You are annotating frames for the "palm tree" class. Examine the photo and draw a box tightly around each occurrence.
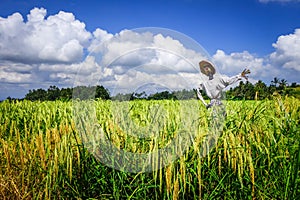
[271,77,280,88]
[279,79,288,89]
[278,79,288,95]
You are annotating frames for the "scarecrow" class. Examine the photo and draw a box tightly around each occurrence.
[196,60,250,109]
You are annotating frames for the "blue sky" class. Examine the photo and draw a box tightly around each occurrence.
[0,0,300,99]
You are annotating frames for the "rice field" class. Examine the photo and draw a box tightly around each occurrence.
[0,96,299,199]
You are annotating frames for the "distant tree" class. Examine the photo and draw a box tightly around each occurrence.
[47,85,60,101]
[20,79,299,102]
[243,81,255,100]
[230,81,245,100]
[278,79,287,90]
[95,85,110,100]
[148,91,176,100]
[268,85,276,97]
[254,80,268,100]
[290,82,298,88]
[73,86,94,100]
[70,85,111,100]
[268,78,289,97]
[25,88,47,101]
[24,85,111,101]
[271,77,280,88]
[226,87,234,100]
[225,81,255,100]
[278,79,289,95]
[131,91,146,99]
[60,87,72,101]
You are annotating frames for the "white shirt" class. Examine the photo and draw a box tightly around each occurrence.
[199,74,242,99]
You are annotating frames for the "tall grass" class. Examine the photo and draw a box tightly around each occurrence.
[0,96,299,199]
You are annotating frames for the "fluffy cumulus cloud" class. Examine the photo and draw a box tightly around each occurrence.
[215,30,300,84]
[0,7,91,64]
[270,29,300,71]
[212,28,300,84]
[0,8,300,99]
[87,29,209,95]
[212,50,281,83]
[88,28,114,52]
[96,29,207,75]
[0,64,32,83]
[0,8,97,98]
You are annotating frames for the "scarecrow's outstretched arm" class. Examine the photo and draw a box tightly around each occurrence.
[196,88,207,107]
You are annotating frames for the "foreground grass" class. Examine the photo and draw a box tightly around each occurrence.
[0,97,299,199]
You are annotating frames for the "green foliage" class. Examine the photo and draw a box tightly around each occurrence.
[112,89,198,101]
[9,77,300,102]
[24,85,111,101]
[226,78,299,100]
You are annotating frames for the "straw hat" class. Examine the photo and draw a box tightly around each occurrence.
[199,60,216,75]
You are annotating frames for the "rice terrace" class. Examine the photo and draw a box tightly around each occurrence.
[0,83,299,199]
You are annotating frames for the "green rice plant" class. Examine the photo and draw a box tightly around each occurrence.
[0,96,299,199]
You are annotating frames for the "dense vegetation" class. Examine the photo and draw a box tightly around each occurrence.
[9,85,111,101]
[0,96,299,199]
[4,77,300,101]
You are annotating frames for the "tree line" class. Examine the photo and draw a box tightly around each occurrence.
[226,78,299,100]
[20,85,110,101]
[114,78,299,101]
[5,77,300,101]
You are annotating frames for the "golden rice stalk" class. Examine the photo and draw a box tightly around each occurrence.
[36,132,46,170]
[172,175,179,200]
[2,142,11,172]
[192,131,204,159]
[18,138,25,169]
[53,147,58,180]
[223,136,228,162]
[228,132,237,172]
[247,151,255,197]
[165,164,172,194]
[237,150,244,188]
[239,150,244,176]
[179,156,186,192]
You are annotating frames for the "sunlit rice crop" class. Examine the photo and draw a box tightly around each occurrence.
[0,96,299,199]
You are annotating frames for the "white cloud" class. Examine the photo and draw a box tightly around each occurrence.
[0,9,210,99]
[94,29,207,78]
[88,28,114,52]
[0,7,91,64]
[97,30,155,67]
[211,28,300,84]
[85,29,209,95]
[38,55,104,87]
[0,67,32,83]
[212,50,274,78]
[270,28,300,71]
